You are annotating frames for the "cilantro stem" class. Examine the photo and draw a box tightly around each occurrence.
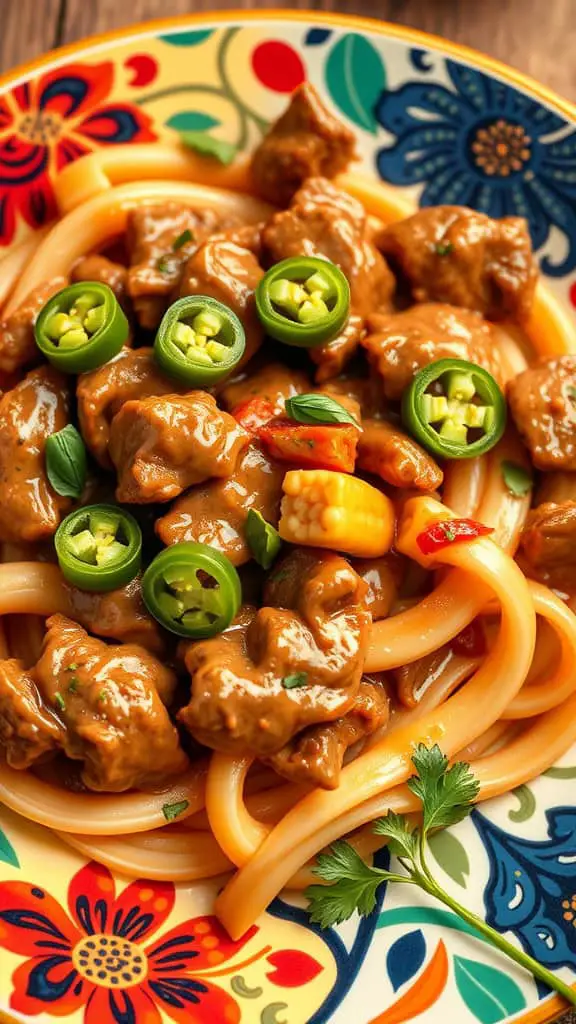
[419,875,576,1005]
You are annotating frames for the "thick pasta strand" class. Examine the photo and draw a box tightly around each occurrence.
[0,226,50,310]
[58,827,233,882]
[216,513,536,937]
[0,563,70,616]
[6,181,273,313]
[442,457,487,518]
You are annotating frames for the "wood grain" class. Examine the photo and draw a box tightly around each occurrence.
[0,1,574,1022]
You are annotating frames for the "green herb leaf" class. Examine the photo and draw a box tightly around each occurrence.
[284,393,360,427]
[54,692,66,711]
[156,256,176,274]
[373,811,419,861]
[568,385,576,403]
[162,799,190,823]
[172,228,193,251]
[67,677,80,693]
[501,460,532,498]
[66,663,78,672]
[178,131,237,166]
[245,509,282,570]
[408,744,480,834]
[282,672,308,690]
[307,840,389,927]
[443,524,456,542]
[45,425,87,499]
[97,690,107,703]
[435,242,454,256]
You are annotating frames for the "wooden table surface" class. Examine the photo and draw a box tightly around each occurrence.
[0,0,574,1022]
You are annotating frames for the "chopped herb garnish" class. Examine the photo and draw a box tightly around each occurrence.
[568,385,576,403]
[97,689,107,703]
[67,676,80,693]
[54,692,66,711]
[435,242,454,256]
[443,524,456,542]
[162,799,190,823]
[156,256,175,274]
[282,672,308,690]
[172,228,193,251]
[66,663,78,672]
[501,460,533,497]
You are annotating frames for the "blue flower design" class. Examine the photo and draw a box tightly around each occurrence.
[376,59,576,276]
[473,807,576,969]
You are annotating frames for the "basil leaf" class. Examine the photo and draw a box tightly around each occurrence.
[162,799,190,823]
[435,242,454,256]
[282,672,308,690]
[285,393,360,427]
[179,131,237,166]
[246,509,282,570]
[501,460,532,497]
[45,424,87,499]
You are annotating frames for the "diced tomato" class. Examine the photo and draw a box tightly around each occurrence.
[417,518,493,556]
[451,619,486,658]
[231,397,275,433]
[258,418,358,473]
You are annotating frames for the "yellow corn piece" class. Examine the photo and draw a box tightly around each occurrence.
[279,469,395,558]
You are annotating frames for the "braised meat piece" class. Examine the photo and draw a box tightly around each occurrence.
[109,392,248,503]
[357,418,443,491]
[157,442,285,565]
[378,205,537,321]
[262,178,394,319]
[77,347,187,467]
[178,549,370,756]
[266,677,389,788]
[33,615,188,792]
[72,255,128,305]
[508,356,576,471]
[536,472,576,505]
[0,366,70,543]
[65,577,166,655]
[0,661,63,769]
[127,203,225,328]
[519,502,576,590]
[353,555,404,620]
[178,237,264,365]
[220,361,310,417]
[0,277,67,374]
[311,314,365,382]
[251,83,356,206]
[362,303,502,400]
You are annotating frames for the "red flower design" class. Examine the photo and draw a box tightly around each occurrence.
[0,860,257,1023]
[0,61,156,246]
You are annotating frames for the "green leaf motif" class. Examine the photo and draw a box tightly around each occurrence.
[166,112,221,132]
[159,29,214,46]
[0,827,19,868]
[508,784,537,823]
[544,765,576,779]
[325,34,386,134]
[428,829,470,888]
[454,956,526,1023]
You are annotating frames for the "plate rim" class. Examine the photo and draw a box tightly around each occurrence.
[0,9,574,1024]
[0,8,574,124]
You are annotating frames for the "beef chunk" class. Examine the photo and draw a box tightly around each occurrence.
[357,418,443,491]
[0,366,70,543]
[127,203,225,328]
[34,615,188,792]
[178,549,370,756]
[220,361,310,416]
[178,237,264,366]
[65,577,166,655]
[378,205,537,321]
[156,442,285,565]
[353,555,404,620]
[266,678,389,788]
[519,501,576,590]
[109,392,248,503]
[311,314,365,382]
[262,178,394,319]
[251,83,356,206]
[0,278,67,374]
[362,303,502,400]
[508,356,576,470]
[72,255,128,305]
[77,347,187,467]
[0,661,63,769]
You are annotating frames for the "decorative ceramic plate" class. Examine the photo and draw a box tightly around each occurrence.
[0,13,574,1024]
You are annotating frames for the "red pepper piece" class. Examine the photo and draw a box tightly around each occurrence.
[451,619,487,658]
[231,397,275,433]
[258,418,358,473]
[417,518,493,556]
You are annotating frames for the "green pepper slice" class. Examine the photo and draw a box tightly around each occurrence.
[154,296,246,386]
[142,542,241,639]
[255,256,350,347]
[401,358,506,459]
[35,282,129,373]
[55,504,142,592]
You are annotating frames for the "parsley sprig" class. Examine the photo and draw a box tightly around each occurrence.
[306,744,576,1005]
